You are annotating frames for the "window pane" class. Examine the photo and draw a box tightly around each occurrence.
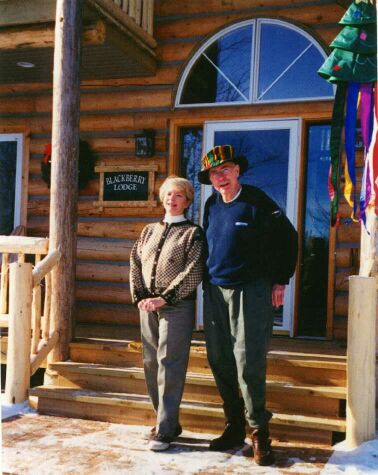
[180,127,203,223]
[0,141,17,235]
[214,129,289,210]
[257,23,334,101]
[181,25,253,104]
[298,124,331,337]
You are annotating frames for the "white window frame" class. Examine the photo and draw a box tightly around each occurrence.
[0,133,24,229]
[175,18,335,108]
[196,118,301,335]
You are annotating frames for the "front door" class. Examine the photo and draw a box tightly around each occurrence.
[199,119,301,334]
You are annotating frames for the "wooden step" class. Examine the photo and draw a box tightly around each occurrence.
[49,361,346,417]
[69,338,347,386]
[50,361,346,400]
[29,386,346,445]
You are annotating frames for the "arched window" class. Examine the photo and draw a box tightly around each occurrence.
[176,19,334,106]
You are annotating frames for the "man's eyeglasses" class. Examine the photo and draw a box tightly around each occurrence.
[209,166,236,179]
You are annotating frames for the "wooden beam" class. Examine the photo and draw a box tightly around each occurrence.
[0,0,56,27]
[346,276,376,448]
[31,255,42,354]
[4,263,33,404]
[0,253,9,315]
[30,331,59,376]
[48,0,83,363]
[32,249,60,288]
[0,21,106,50]
[0,314,9,328]
[86,0,157,49]
[0,236,48,254]
[326,225,336,339]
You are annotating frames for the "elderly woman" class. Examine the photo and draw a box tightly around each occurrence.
[130,176,204,451]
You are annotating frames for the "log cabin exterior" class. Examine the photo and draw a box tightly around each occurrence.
[0,0,376,447]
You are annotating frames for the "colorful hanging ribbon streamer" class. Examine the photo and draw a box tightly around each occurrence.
[372,83,378,218]
[329,83,347,226]
[344,82,360,220]
[359,83,374,227]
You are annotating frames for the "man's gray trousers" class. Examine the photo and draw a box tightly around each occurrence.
[203,279,273,430]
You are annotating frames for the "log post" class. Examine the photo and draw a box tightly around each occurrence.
[0,253,9,314]
[31,255,41,354]
[48,0,83,363]
[346,276,376,448]
[4,262,33,404]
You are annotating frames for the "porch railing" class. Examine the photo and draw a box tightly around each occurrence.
[0,235,60,404]
[112,0,154,35]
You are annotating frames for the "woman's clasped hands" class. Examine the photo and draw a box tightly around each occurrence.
[137,297,167,312]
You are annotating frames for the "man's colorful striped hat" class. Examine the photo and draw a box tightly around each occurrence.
[198,145,248,185]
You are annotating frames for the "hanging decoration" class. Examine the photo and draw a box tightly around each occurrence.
[318,0,377,227]
[41,139,95,190]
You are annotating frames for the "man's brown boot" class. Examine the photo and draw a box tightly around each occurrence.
[251,429,275,466]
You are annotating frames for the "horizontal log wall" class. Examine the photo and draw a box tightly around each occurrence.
[0,0,348,339]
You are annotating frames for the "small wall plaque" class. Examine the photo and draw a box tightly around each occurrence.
[94,164,158,208]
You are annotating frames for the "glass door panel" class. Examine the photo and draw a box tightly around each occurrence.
[0,134,23,235]
[200,119,300,333]
[297,124,331,337]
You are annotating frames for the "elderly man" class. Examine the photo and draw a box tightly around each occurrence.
[199,145,297,466]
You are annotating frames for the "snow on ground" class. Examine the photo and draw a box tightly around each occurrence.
[321,439,378,474]
[1,401,378,475]
[2,413,329,475]
[1,398,36,420]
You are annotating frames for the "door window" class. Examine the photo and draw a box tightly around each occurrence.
[180,127,203,223]
[298,124,331,337]
[0,134,24,235]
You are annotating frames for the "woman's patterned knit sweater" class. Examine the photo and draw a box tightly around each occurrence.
[130,220,204,306]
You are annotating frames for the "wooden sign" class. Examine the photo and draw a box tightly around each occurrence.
[94,164,158,208]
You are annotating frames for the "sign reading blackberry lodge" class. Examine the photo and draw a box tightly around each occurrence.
[104,171,149,201]
[94,164,158,208]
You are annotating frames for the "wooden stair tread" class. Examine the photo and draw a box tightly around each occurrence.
[29,386,346,432]
[50,361,346,398]
[70,338,347,370]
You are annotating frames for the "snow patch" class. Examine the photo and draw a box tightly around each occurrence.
[321,439,378,474]
[1,396,36,421]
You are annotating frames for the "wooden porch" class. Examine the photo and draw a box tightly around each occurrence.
[1,233,375,448]
[0,0,157,83]
[1,314,348,447]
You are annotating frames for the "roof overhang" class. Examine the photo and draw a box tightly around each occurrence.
[0,0,157,83]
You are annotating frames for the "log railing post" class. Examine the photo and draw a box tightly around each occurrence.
[48,0,82,363]
[346,275,376,448]
[4,262,33,404]
[0,252,9,314]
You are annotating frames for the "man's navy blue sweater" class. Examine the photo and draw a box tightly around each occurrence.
[203,185,298,286]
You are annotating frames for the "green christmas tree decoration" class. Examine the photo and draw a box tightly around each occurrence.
[339,0,376,25]
[331,24,376,54]
[318,0,377,83]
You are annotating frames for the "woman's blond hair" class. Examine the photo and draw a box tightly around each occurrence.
[159,175,194,205]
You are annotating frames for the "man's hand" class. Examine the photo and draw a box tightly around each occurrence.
[138,297,167,312]
[272,284,285,308]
